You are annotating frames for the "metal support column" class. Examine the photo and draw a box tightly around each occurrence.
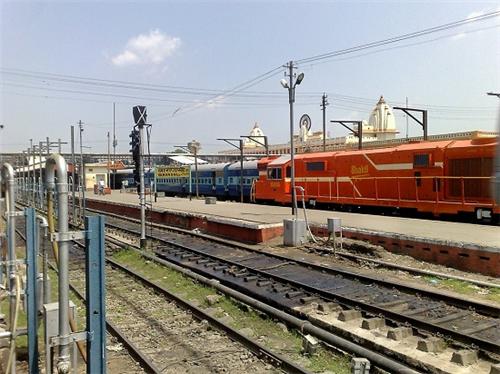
[331,120,363,150]
[85,215,107,374]
[393,107,428,141]
[25,207,40,374]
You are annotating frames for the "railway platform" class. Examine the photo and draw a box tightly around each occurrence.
[86,191,500,276]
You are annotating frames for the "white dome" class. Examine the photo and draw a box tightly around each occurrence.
[249,122,265,137]
[368,96,396,132]
[244,122,266,147]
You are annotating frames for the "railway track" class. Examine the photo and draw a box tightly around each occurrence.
[15,202,500,372]
[105,215,500,356]
[13,214,311,374]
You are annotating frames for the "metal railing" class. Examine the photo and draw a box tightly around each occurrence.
[297,175,497,210]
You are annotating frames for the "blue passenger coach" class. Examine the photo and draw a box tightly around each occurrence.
[155,165,191,195]
[226,161,259,201]
[154,162,259,200]
[193,163,229,197]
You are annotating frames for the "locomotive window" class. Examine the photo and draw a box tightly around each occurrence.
[267,168,282,180]
[413,154,430,167]
[286,166,291,178]
[306,161,325,171]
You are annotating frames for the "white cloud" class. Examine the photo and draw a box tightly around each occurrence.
[451,32,467,41]
[111,29,181,67]
[467,10,484,20]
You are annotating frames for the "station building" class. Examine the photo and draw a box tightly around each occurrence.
[221,96,497,155]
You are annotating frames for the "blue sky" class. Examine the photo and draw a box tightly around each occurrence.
[1,0,499,153]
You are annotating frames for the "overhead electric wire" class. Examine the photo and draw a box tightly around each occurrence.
[2,10,498,124]
[300,23,500,69]
[296,10,500,64]
[1,67,291,98]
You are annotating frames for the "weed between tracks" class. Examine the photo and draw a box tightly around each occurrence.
[422,276,500,303]
[112,247,351,373]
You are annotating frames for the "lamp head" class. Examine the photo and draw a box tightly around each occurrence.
[280,79,289,89]
[295,72,304,85]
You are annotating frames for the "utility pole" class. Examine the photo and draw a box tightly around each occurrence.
[71,126,76,221]
[79,120,86,220]
[405,97,409,139]
[321,93,329,152]
[107,131,111,188]
[112,102,117,189]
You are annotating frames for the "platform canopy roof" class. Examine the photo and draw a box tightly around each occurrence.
[168,155,208,165]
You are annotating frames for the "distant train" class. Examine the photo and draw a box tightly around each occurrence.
[116,137,499,222]
[154,161,259,201]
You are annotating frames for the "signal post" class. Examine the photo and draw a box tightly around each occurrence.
[131,106,149,248]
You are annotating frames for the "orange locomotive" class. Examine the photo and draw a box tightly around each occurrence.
[255,138,499,222]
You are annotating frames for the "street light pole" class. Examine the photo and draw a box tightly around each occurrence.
[281,61,304,217]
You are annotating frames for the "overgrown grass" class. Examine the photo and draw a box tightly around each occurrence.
[112,247,351,373]
[423,276,500,303]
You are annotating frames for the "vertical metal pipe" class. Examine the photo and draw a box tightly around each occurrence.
[2,162,16,374]
[45,154,71,373]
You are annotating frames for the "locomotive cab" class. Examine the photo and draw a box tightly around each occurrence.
[255,155,290,203]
